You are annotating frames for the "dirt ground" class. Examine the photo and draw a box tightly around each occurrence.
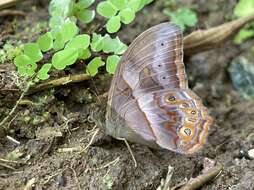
[1,0,254,189]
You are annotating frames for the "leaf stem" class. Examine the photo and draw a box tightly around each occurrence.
[0,80,33,129]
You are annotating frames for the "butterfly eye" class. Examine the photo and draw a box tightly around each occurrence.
[179,127,194,142]
[184,128,192,136]
[191,110,196,115]
[165,95,176,103]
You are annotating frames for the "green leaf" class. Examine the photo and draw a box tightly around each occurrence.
[90,33,104,52]
[79,48,91,59]
[97,1,118,18]
[165,8,197,31]
[17,61,37,77]
[49,16,64,31]
[49,0,73,17]
[109,0,126,10]
[14,54,33,67]
[106,15,121,33]
[102,35,117,53]
[86,57,105,76]
[66,34,90,49]
[138,0,153,11]
[76,0,95,9]
[119,8,135,24]
[102,36,127,54]
[53,32,65,50]
[52,48,79,70]
[37,63,52,80]
[37,32,53,52]
[106,55,121,74]
[114,38,128,54]
[234,29,254,44]
[234,0,254,18]
[128,0,141,12]
[61,21,79,42]
[76,9,95,23]
[23,43,43,62]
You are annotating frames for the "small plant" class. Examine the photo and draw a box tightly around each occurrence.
[233,0,254,44]
[163,1,198,31]
[11,0,154,84]
[0,41,23,64]
[97,0,153,33]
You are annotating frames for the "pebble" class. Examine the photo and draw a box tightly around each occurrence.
[247,149,254,159]
[247,133,254,144]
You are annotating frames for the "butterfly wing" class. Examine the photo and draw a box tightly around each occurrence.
[106,23,212,153]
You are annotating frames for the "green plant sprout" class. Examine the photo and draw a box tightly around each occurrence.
[164,8,197,31]
[0,41,23,64]
[12,0,153,84]
[163,0,198,32]
[97,0,153,33]
[233,0,254,44]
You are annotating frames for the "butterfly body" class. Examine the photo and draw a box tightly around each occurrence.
[106,23,213,154]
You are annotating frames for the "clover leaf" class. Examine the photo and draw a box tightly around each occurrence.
[76,9,95,23]
[164,8,197,31]
[86,57,105,76]
[37,32,53,52]
[106,55,121,74]
[234,0,254,18]
[106,15,121,33]
[91,34,128,54]
[52,48,79,70]
[66,34,90,49]
[61,21,79,42]
[76,0,95,9]
[109,0,126,10]
[14,54,33,67]
[90,33,104,52]
[97,1,118,18]
[79,48,91,59]
[14,54,37,76]
[119,8,135,24]
[23,43,43,62]
[37,63,52,80]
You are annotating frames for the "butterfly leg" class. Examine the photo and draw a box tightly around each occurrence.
[116,137,137,168]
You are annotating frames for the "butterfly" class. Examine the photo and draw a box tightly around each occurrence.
[106,23,213,154]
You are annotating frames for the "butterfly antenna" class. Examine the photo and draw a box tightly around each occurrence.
[117,137,137,168]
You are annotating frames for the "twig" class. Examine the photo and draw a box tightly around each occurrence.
[79,128,100,153]
[157,165,174,190]
[0,81,32,129]
[28,74,91,95]
[43,169,65,185]
[6,135,20,145]
[0,0,24,10]
[184,13,254,56]
[91,157,120,171]
[0,10,25,17]
[23,177,36,190]
[0,162,16,170]
[0,157,20,164]
[178,163,223,190]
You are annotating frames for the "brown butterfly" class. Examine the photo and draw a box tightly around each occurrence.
[106,23,213,154]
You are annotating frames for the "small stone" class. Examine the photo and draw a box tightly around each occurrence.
[247,133,254,144]
[247,149,254,159]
